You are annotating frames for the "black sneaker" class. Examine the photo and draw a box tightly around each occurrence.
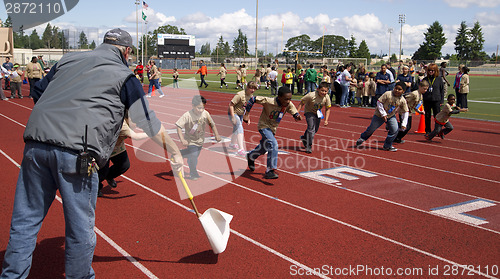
[383,146,398,152]
[106,178,117,188]
[305,146,312,154]
[264,170,279,179]
[356,138,364,147]
[438,132,445,139]
[247,153,255,171]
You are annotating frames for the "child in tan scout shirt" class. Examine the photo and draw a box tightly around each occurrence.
[176,95,221,180]
[394,80,429,143]
[244,86,302,179]
[228,81,258,155]
[356,81,409,152]
[425,94,467,141]
[297,82,332,153]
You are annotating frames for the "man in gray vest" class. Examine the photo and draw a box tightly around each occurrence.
[1,28,183,279]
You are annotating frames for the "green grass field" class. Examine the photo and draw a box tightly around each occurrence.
[154,72,500,122]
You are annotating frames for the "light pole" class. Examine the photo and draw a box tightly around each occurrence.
[264,27,268,63]
[399,14,405,61]
[388,28,393,62]
[255,0,259,69]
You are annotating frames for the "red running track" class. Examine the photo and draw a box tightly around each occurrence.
[1,84,499,278]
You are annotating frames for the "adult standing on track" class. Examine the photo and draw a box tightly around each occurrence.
[197,60,208,88]
[0,28,183,279]
[25,56,43,99]
[422,63,445,134]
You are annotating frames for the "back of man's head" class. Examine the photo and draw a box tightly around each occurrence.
[103,28,134,53]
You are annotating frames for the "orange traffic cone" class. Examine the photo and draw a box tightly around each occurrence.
[414,112,426,134]
[151,86,156,96]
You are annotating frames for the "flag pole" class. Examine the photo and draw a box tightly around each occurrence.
[135,0,139,64]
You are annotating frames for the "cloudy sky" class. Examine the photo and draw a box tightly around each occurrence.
[1,0,499,57]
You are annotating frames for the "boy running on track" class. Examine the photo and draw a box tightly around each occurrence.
[425,94,467,141]
[244,86,302,179]
[356,81,409,152]
[297,82,331,153]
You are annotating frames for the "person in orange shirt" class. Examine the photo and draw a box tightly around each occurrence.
[196,60,208,88]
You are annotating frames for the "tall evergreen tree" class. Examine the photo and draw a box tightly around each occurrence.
[348,35,357,58]
[78,31,88,49]
[469,21,486,61]
[213,36,231,56]
[29,29,43,49]
[42,23,53,48]
[412,21,446,60]
[454,21,469,60]
[356,40,371,63]
[200,42,211,55]
[232,29,248,56]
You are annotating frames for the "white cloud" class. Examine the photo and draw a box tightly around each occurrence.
[443,0,500,8]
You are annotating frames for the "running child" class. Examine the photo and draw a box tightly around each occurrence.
[244,86,302,179]
[394,80,429,143]
[356,81,409,152]
[425,94,467,141]
[228,81,257,156]
[176,95,221,180]
[297,82,331,153]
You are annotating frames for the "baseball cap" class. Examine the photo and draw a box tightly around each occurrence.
[103,28,134,53]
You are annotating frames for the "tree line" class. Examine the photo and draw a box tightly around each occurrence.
[2,16,96,50]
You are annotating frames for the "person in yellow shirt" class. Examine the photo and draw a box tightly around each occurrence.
[26,56,44,98]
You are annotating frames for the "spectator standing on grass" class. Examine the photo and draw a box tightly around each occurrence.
[228,81,258,156]
[386,62,396,90]
[297,68,305,95]
[217,63,227,89]
[285,67,293,92]
[235,65,243,89]
[394,80,429,143]
[172,68,179,89]
[265,63,272,89]
[260,64,267,88]
[396,66,413,93]
[297,82,331,153]
[453,64,464,108]
[241,64,247,87]
[348,75,357,106]
[176,95,221,180]
[304,64,317,94]
[147,60,165,98]
[356,81,409,152]
[439,62,450,97]
[340,64,353,108]
[197,60,208,88]
[425,94,468,141]
[268,66,278,95]
[457,66,470,109]
[0,28,183,279]
[254,67,262,89]
[373,64,391,107]
[244,86,301,179]
[9,63,23,99]
[2,57,13,90]
[26,56,43,98]
[135,60,144,83]
[422,63,445,134]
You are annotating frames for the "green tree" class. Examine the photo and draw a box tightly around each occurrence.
[469,21,486,61]
[412,21,446,60]
[50,26,61,49]
[454,21,469,60]
[312,35,348,58]
[78,31,88,48]
[232,29,248,56]
[89,40,96,49]
[356,40,371,63]
[285,34,312,52]
[29,29,43,49]
[42,23,53,48]
[200,42,211,55]
[348,35,357,58]
[213,36,231,56]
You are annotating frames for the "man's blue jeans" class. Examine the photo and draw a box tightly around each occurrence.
[248,128,278,170]
[305,81,316,94]
[360,115,399,149]
[340,84,349,106]
[1,141,98,279]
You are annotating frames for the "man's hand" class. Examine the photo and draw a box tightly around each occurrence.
[294,115,302,121]
[181,139,189,147]
[215,134,222,142]
[324,120,328,126]
[383,116,388,122]
[170,154,184,174]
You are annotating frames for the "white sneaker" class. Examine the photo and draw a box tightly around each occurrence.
[159,94,164,98]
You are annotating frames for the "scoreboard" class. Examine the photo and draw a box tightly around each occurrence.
[157,34,195,59]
